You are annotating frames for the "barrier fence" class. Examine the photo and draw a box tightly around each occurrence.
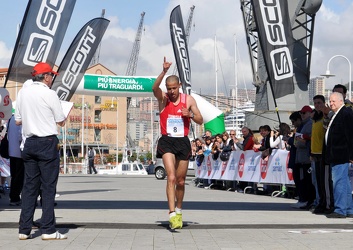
[195,149,353,192]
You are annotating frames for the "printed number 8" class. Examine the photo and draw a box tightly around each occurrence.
[173,127,177,133]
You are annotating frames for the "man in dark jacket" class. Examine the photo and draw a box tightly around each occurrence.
[325,92,353,218]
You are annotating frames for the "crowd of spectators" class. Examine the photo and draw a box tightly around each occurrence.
[190,84,353,218]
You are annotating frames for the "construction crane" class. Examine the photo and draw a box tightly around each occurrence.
[126,12,145,76]
[125,12,145,149]
[173,5,195,75]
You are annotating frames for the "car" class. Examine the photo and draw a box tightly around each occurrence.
[154,158,196,180]
[154,158,166,180]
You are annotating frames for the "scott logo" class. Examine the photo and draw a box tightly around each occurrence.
[270,47,293,80]
[259,0,286,46]
[59,26,96,100]
[171,23,191,93]
[24,34,53,65]
[258,0,293,80]
[56,87,69,100]
[23,0,67,66]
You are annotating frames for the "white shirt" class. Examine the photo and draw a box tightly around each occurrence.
[270,135,286,149]
[15,81,65,138]
[325,104,344,145]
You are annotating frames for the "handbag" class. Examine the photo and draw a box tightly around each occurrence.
[261,148,270,159]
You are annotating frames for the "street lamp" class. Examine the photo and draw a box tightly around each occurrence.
[111,97,119,167]
[321,55,351,101]
[150,97,154,161]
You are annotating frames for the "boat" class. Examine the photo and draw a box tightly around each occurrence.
[97,161,148,175]
[224,101,254,135]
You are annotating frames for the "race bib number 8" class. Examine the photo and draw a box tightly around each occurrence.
[167,117,184,137]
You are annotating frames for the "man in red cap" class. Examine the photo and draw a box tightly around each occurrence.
[293,105,316,210]
[15,62,67,240]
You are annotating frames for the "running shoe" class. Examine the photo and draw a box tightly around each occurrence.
[176,213,183,229]
[169,214,182,229]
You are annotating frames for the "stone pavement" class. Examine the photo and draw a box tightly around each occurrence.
[1,174,353,249]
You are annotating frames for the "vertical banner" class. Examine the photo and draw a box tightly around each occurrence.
[4,0,77,87]
[51,18,110,101]
[251,0,295,99]
[170,5,191,95]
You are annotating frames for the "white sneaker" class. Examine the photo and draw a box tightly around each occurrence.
[19,233,31,240]
[42,231,67,240]
[291,201,307,208]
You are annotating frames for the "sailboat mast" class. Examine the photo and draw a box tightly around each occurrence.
[215,35,218,108]
[234,34,239,134]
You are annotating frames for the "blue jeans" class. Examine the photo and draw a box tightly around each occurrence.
[19,135,60,235]
[311,161,319,207]
[331,163,353,216]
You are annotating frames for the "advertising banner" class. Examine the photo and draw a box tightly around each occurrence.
[4,0,76,87]
[52,18,110,101]
[170,5,192,95]
[83,74,155,93]
[251,0,295,99]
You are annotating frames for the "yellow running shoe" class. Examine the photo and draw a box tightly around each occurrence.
[176,213,183,229]
[169,214,182,229]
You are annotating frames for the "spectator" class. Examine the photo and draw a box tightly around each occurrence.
[228,130,239,151]
[16,62,67,240]
[293,105,316,210]
[8,114,24,206]
[288,112,305,208]
[269,123,291,150]
[235,127,254,151]
[325,92,353,218]
[234,127,254,192]
[311,95,334,214]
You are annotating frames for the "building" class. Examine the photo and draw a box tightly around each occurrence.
[308,77,325,104]
[1,64,128,159]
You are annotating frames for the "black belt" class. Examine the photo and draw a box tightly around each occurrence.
[30,135,56,138]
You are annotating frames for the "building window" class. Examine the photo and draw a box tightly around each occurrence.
[94,129,101,141]
[95,96,101,104]
[95,110,101,122]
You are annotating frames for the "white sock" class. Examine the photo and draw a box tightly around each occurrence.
[175,207,182,214]
[169,212,176,218]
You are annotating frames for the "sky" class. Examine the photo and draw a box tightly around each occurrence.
[0,0,352,96]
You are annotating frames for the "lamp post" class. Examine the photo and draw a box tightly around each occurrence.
[321,55,351,101]
[111,97,119,167]
[150,97,154,161]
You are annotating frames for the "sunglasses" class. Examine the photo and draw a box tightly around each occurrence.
[230,134,235,135]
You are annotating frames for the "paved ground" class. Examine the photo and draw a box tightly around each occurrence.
[1,174,353,249]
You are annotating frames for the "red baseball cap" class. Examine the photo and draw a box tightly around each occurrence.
[300,105,312,113]
[31,62,58,76]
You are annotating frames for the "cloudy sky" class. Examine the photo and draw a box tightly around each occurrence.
[0,0,352,96]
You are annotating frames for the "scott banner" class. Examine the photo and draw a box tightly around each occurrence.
[4,0,76,87]
[170,5,191,95]
[51,18,110,101]
[195,149,294,185]
[251,0,295,99]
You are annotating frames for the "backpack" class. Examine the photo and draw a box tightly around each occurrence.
[219,145,232,162]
